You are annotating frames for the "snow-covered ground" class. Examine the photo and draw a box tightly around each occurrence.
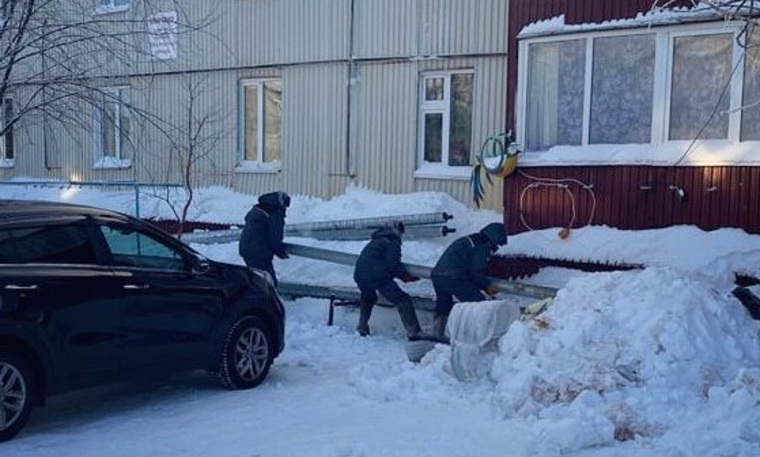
[1,182,759,456]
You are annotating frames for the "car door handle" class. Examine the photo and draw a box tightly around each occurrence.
[5,284,39,290]
[123,284,150,290]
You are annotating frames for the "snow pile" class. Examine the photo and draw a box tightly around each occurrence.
[487,266,760,454]
[506,225,760,293]
[285,186,502,237]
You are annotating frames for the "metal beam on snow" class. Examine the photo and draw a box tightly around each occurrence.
[283,242,558,300]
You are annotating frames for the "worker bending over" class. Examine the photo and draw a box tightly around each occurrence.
[353,222,424,340]
[430,222,508,342]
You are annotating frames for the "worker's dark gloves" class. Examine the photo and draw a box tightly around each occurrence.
[484,284,500,296]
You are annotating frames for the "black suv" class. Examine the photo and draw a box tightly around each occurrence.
[0,200,285,442]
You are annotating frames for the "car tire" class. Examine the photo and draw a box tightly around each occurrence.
[217,316,273,390]
[0,349,35,443]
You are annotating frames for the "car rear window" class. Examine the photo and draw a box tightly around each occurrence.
[0,224,98,265]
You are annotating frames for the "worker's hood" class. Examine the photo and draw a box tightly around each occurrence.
[371,226,402,241]
[480,222,507,247]
[258,191,290,209]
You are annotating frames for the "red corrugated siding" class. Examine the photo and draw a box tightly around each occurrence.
[504,166,760,235]
[501,1,760,237]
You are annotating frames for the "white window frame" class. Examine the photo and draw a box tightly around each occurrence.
[415,70,475,180]
[0,96,13,168]
[95,0,130,15]
[236,78,282,173]
[516,21,753,160]
[663,29,744,143]
[93,86,131,169]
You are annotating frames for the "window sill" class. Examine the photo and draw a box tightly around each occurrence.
[414,163,472,181]
[0,159,14,168]
[517,141,760,167]
[93,157,131,169]
[94,5,130,15]
[235,162,281,174]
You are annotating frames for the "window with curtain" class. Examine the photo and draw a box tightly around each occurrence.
[525,39,585,151]
[519,25,758,152]
[590,34,655,144]
[741,32,760,141]
[669,33,733,141]
[241,79,282,164]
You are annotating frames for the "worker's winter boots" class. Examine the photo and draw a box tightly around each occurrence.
[356,299,374,336]
[396,299,423,341]
[432,313,450,344]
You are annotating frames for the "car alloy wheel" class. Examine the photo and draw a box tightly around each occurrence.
[0,350,34,442]
[218,316,273,389]
[235,325,269,382]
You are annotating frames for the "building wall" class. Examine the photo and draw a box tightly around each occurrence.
[345,56,509,204]
[353,0,509,58]
[506,166,760,235]
[506,0,693,129]
[187,0,350,69]
[4,0,511,211]
[503,0,759,235]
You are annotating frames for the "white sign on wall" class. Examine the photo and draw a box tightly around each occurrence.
[148,11,178,60]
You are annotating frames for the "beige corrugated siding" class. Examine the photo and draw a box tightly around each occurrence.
[353,0,417,58]
[281,63,347,198]
[348,56,508,205]
[354,0,508,59]
[160,0,351,71]
[348,62,418,193]
[417,0,509,56]
[116,73,229,188]
[8,0,510,212]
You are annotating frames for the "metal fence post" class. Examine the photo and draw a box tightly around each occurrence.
[134,183,140,218]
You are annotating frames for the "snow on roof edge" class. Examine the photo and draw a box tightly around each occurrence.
[518,3,757,39]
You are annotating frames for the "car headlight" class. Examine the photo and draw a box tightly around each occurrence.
[249,269,286,314]
[272,292,286,316]
[250,268,276,288]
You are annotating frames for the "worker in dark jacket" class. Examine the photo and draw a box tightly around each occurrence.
[353,221,423,340]
[239,191,290,287]
[430,222,508,341]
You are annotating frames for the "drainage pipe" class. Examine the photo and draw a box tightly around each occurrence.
[283,242,557,299]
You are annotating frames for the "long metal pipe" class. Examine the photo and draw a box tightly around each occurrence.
[283,242,558,299]
[182,229,241,244]
[177,213,455,244]
[182,223,455,245]
[285,212,452,233]
[278,282,436,312]
[287,224,455,241]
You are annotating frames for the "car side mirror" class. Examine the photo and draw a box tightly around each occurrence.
[189,255,211,274]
